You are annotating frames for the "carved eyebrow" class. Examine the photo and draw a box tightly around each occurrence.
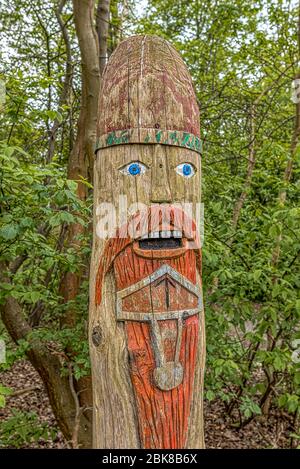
[119,161,149,176]
[117,160,149,171]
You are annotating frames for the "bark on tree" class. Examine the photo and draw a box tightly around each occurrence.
[1,0,108,449]
[0,263,91,448]
[96,0,110,75]
[60,0,100,324]
[47,0,73,163]
[58,0,101,442]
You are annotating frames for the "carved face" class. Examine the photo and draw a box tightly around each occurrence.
[94,143,203,448]
[94,141,202,305]
[98,143,200,207]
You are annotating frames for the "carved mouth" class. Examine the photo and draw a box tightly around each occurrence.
[138,230,183,251]
[134,231,186,259]
[139,237,182,251]
[124,206,199,259]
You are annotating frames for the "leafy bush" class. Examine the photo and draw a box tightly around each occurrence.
[0,410,57,448]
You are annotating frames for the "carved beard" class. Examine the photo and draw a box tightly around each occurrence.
[95,206,202,448]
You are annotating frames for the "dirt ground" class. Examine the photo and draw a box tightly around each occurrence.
[0,359,295,449]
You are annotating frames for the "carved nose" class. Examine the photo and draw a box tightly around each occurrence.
[151,146,172,203]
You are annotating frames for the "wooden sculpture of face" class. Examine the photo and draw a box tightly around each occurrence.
[90,34,205,450]
[92,142,203,448]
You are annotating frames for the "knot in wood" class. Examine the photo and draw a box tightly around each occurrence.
[92,326,102,347]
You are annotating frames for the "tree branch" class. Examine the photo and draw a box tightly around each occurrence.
[96,0,111,75]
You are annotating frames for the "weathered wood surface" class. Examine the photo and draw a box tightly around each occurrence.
[90,35,205,449]
[96,35,201,153]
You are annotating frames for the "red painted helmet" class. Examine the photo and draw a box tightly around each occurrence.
[96,35,201,154]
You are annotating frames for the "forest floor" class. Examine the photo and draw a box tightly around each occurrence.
[0,359,295,449]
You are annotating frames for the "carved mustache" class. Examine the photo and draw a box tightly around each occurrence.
[95,205,201,307]
[118,204,199,242]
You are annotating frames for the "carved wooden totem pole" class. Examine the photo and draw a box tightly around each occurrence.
[89,35,205,449]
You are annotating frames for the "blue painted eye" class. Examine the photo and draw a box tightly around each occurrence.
[129,163,141,175]
[175,163,195,178]
[183,164,192,176]
[120,161,147,176]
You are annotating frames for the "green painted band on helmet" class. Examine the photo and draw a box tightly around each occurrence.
[95,128,202,155]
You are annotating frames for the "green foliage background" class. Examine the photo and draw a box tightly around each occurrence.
[0,0,300,446]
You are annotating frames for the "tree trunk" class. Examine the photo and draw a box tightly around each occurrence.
[60,0,100,324]
[96,0,110,75]
[1,0,104,449]
[47,0,73,163]
[59,0,101,432]
[0,265,91,448]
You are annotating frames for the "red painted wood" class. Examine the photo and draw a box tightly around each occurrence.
[95,205,202,448]
[125,317,198,448]
[97,35,200,139]
[122,276,198,313]
[95,205,201,307]
[114,247,199,448]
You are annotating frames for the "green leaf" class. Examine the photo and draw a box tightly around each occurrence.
[278,395,287,408]
[273,355,284,371]
[206,390,215,401]
[30,291,42,303]
[269,224,280,238]
[0,385,12,396]
[0,224,18,240]
[287,395,299,413]
[253,270,262,281]
[270,309,277,322]
[66,180,78,191]
[294,372,300,385]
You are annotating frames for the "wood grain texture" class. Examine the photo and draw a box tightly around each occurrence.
[95,35,201,153]
[113,248,202,448]
[90,35,205,449]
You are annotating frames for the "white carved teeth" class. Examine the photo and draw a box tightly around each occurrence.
[161,230,171,238]
[150,231,160,238]
[140,230,183,239]
[173,230,182,238]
